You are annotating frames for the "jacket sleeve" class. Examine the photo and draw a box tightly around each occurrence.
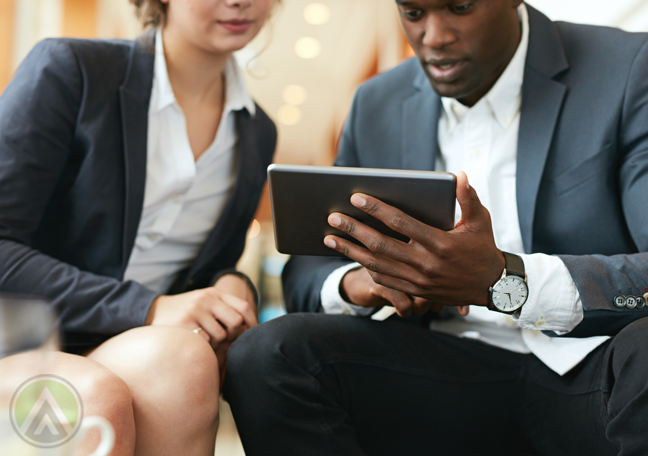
[559,39,648,338]
[0,39,157,336]
[281,87,368,313]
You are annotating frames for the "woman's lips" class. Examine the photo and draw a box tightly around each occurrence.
[218,20,253,34]
[427,60,465,83]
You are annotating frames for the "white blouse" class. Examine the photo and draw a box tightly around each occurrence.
[123,29,255,294]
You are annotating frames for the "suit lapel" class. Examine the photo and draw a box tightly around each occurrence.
[119,34,155,270]
[516,5,569,253]
[402,70,441,171]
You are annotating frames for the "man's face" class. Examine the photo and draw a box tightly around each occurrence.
[397,0,523,106]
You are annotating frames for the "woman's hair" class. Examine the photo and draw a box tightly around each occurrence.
[130,0,282,29]
[130,0,166,29]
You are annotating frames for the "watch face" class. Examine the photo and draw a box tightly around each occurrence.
[491,276,528,312]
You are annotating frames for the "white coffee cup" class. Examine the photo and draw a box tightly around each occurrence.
[0,413,114,456]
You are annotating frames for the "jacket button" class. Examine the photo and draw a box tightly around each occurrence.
[626,296,638,309]
[187,279,194,286]
[614,295,626,308]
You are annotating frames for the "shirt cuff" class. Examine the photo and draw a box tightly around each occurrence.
[320,263,376,316]
[511,253,583,334]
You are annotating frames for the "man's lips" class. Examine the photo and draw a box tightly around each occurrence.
[218,19,253,34]
[425,59,465,83]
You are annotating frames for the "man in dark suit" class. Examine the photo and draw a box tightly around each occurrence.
[224,1,648,455]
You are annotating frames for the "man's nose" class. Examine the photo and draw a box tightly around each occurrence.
[421,15,457,49]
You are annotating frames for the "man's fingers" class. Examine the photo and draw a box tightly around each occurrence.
[327,213,413,265]
[380,288,414,318]
[349,193,442,245]
[430,303,445,313]
[323,235,426,285]
[412,297,433,316]
[457,306,470,316]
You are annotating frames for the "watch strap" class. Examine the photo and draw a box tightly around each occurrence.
[502,252,525,279]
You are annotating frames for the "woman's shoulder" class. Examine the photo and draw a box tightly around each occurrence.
[31,36,141,72]
[18,35,154,98]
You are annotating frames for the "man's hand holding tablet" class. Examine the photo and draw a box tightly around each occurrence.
[268,165,500,318]
[323,172,504,318]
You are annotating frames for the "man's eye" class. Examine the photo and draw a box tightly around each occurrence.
[449,3,473,14]
[400,8,424,21]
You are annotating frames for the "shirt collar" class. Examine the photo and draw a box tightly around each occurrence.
[151,28,256,117]
[441,3,529,130]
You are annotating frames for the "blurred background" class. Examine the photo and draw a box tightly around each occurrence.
[1,1,648,453]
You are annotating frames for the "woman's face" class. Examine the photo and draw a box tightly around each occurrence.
[163,0,274,55]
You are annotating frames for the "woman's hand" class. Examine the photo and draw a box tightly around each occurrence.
[145,284,258,352]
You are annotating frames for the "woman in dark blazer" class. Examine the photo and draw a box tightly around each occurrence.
[0,0,277,453]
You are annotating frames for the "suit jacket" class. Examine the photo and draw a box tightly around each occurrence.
[283,4,648,338]
[0,36,276,341]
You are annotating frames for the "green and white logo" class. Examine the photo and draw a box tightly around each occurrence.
[9,375,84,448]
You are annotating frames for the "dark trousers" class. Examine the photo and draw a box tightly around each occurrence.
[224,313,648,456]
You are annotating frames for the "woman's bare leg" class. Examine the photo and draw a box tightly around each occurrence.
[86,326,220,456]
[0,351,136,456]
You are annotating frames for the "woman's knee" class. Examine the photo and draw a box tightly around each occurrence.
[88,326,219,421]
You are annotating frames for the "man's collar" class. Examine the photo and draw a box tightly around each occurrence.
[150,28,255,117]
[441,3,530,130]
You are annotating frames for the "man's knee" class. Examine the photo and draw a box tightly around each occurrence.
[608,317,648,377]
[227,313,339,377]
[611,317,648,350]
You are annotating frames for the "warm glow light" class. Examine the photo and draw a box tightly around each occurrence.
[295,37,321,59]
[282,85,308,106]
[277,105,302,126]
[304,3,330,25]
[247,219,261,239]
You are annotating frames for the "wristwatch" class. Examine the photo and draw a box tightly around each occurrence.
[487,252,528,315]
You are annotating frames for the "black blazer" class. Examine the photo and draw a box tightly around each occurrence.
[282,5,648,338]
[0,36,276,341]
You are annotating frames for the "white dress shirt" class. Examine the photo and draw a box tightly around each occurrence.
[321,5,609,375]
[123,29,256,294]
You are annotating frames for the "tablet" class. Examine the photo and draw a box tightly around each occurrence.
[268,164,456,257]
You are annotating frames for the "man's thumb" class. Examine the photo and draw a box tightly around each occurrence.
[455,171,484,227]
